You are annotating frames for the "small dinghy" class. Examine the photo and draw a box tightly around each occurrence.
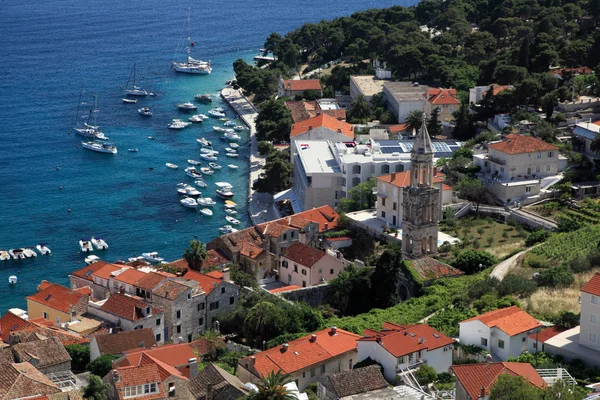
[123,98,138,104]
[166,163,178,169]
[219,224,238,233]
[198,208,213,216]
[9,276,17,285]
[195,179,208,188]
[197,137,211,146]
[228,164,238,169]
[187,159,201,165]
[36,244,51,255]
[197,197,217,207]
[85,255,100,265]
[200,167,214,175]
[180,197,198,208]
[225,208,237,215]
[209,162,222,170]
[138,107,152,116]
[225,215,241,225]
[79,239,93,253]
[91,237,108,250]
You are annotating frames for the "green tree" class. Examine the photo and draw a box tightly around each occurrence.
[253,150,293,194]
[87,354,119,378]
[518,36,530,68]
[405,110,425,134]
[455,179,490,216]
[348,94,372,122]
[414,364,438,386]
[231,264,259,289]
[255,98,293,142]
[258,141,274,155]
[538,265,574,288]
[591,136,600,155]
[243,302,282,342]
[452,103,476,140]
[248,371,297,400]
[489,374,542,400]
[452,250,496,274]
[427,107,443,137]
[184,239,208,271]
[65,344,90,372]
[83,375,109,400]
[326,265,372,316]
[337,178,377,213]
[200,329,222,361]
[542,379,585,400]
[370,246,403,308]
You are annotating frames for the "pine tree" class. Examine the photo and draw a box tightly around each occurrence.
[427,107,442,137]
[518,36,530,68]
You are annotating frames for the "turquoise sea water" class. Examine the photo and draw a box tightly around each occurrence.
[0,0,409,312]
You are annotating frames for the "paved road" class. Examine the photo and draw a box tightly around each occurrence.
[220,88,277,225]
[490,249,526,281]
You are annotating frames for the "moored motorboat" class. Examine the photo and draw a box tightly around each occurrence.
[142,252,164,263]
[200,148,218,154]
[178,102,198,111]
[166,163,179,169]
[168,119,191,129]
[215,182,232,189]
[213,126,228,133]
[234,125,246,131]
[224,208,237,215]
[185,167,203,178]
[36,244,51,255]
[91,237,108,250]
[189,114,204,123]
[187,159,201,165]
[200,167,214,175]
[123,98,138,104]
[197,197,216,207]
[223,121,236,127]
[180,197,198,208]
[200,153,218,162]
[0,250,10,261]
[224,132,241,141]
[178,185,201,196]
[148,136,156,140]
[85,255,100,265]
[194,94,212,103]
[198,208,213,216]
[9,276,17,285]
[82,141,118,154]
[219,224,238,233]
[9,249,25,260]
[208,162,222,170]
[195,179,208,188]
[225,215,241,225]
[197,137,211,146]
[225,147,236,153]
[208,109,226,118]
[216,189,234,199]
[224,200,237,209]
[225,152,239,158]
[229,143,240,149]
[79,239,93,253]
[129,148,139,152]
[138,107,152,116]
[23,248,37,258]
[228,164,238,169]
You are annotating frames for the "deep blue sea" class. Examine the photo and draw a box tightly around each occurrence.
[0,0,410,312]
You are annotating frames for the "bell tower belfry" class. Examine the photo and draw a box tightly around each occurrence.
[401,124,440,259]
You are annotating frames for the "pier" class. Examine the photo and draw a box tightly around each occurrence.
[220,88,276,224]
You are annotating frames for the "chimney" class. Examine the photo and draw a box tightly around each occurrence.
[299,228,307,244]
[310,334,317,342]
[119,287,125,295]
[222,267,231,282]
[480,386,486,399]
[251,356,256,365]
[188,358,199,379]
[330,326,337,335]
[376,336,382,343]
[281,343,289,352]
[309,125,313,130]
[113,370,120,383]
[391,172,396,181]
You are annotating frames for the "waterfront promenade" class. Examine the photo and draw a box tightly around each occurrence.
[220,88,277,224]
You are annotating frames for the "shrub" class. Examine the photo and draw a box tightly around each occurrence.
[525,230,551,246]
[587,249,600,268]
[569,256,592,273]
[554,311,580,329]
[497,275,538,297]
[452,250,497,274]
[87,354,119,378]
[537,265,575,288]
[525,253,549,269]
[436,372,455,384]
[468,276,499,300]
[414,364,438,385]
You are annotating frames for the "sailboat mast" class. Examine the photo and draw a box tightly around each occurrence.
[74,80,85,128]
[186,7,191,65]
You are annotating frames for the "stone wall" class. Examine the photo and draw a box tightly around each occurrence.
[278,284,331,307]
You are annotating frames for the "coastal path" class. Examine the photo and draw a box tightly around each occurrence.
[220,88,277,225]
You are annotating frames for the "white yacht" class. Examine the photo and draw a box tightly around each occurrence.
[23,248,37,258]
[229,143,240,149]
[200,167,214,175]
[198,208,213,216]
[224,132,241,141]
[138,107,152,116]
[82,141,118,154]
[189,115,204,123]
[36,244,51,255]
[225,152,239,158]
[208,162,222,170]
[168,119,191,129]
[166,163,179,169]
[187,159,201,165]
[122,98,138,104]
[178,186,201,196]
[124,63,148,96]
[185,166,203,178]
[200,148,218,155]
[234,125,246,131]
[9,249,25,260]
[178,102,197,111]
[197,197,216,207]
[215,182,232,189]
[9,276,17,285]
[216,189,234,199]
[213,126,228,133]
[142,252,164,263]
[197,137,211,146]
[228,164,239,169]
[219,225,238,233]
[224,208,237,215]
[180,197,198,208]
[200,153,218,162]
[225,216,241,225]
[195,179,208,188]
[195,93,212,103]
[172,9,212,75]
[73,86,108,140]
[223,121,236,127]
[79,239,93,253]
[91,237,108,250]
[208,109,226,118]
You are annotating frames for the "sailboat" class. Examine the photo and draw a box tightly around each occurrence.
[123,63,148,96]
[81,94,117,154]
[73,83,108,141]
[172,8,212,75]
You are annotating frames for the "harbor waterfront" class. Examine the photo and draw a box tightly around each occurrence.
[0,0,406,313]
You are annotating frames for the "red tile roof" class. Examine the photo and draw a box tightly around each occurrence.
[291,114,354,138]
[73,286,92,296]
[378,171,445,188]
[94,329,157,356]
[183,270,223,295]
[152,280,190,301]
[460,306,542,336]
[123,343,196,367]
[93,263,126,280]
[452,362,546,399]
[27,282,87,314]
[113,364,166,400]
[135,272,167,291]
[282,242,327,268]
[359,322,455,357]
[488,134,558,154]
[0,362,60,399]
[189,337,226,356]
[113,268,146,285]
[285,101,346,123]
[483,85,514,96]
[425,88,460,105]
[549,66,593,77]
[411,257,463,280]
[528,326,567,343]
[265,205,339,232]
[282,79,322,92]
[388,124,409,133]
[239,242,264,259]
[582,273,600,297]
[0,311,30,342]
[71,261,119,281]
[100,293,162,321]
[269,285,302,294]
[205,270,224,279]
[240,327,360,377]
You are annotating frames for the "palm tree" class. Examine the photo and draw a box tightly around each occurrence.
[184,239,208,271]
[243,301,278,340]
[405,109,425,134]
[591,136,600,155]
[248,371,296,400]
[200,329,221,361]
[348,94,372,121]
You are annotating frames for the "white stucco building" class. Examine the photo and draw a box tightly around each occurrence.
[357,322,455,381]
[382,82,429,123]
[473,134,567,204]
[278,242,344,288]
[290,114,354,162]
[459,306,542,361]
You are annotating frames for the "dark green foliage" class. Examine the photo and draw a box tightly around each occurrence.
[427,107,443,137]
[525,230,551,246]
[452,250,496,274]
[370,246,404,308]
[428,306,477,336]
[258,141,274,156]
[253,149,293,194]
[65,344,90,372]
[554,311,580,329]
[489,374,543,400]
[337,178,377,213]
[497,275,537,297]
[230,264,259,289]
[255,98,293,142]
[414,364,438,386]
[454,179,490,216]
[87,354,119,378]
[326,265,373,316]
[83,375,109,400]
[537,265,575,288]
[467,276,499,300]
[233,59,279,102]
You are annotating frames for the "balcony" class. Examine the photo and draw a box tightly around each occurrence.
[488,156,506,165]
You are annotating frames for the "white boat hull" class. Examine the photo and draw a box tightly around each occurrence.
[82,142,117,154]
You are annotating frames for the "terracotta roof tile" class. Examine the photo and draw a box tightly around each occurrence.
[460,306,542,336]
[283,242,326,268]
[388,124,409,133]
[183,270,223,295]
[240,327,360,376]
[152,280,190,300]
[113,268,146,285]
[0,362,60,399]
[425,88,460,105]
[12,337,71,368]
[189,363,249,400]
[0,311,31,342]
[93,264,126,280]
[282,79,321,92]
[73,286,92,296]
[452,362,546,399]
[15,323,87,346]
[100,293,162,321]
[124,343,196,367]
[114,363,164,389]
[27,282,87,314]
[528,326,567,343]
[483,85,514,96]
[285,101,346,123]
[71,261,118,281]
[359,323,455,357]
[377,171,445,189]
[291,114,354,138]
[135,272,167,291]
[269,285,302,294]
[488,134,558,154]
[239,242,264,259]
[411,257,463,280]
[319,365,388,398]
[94,329,156,356]
[582,273,600,297]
